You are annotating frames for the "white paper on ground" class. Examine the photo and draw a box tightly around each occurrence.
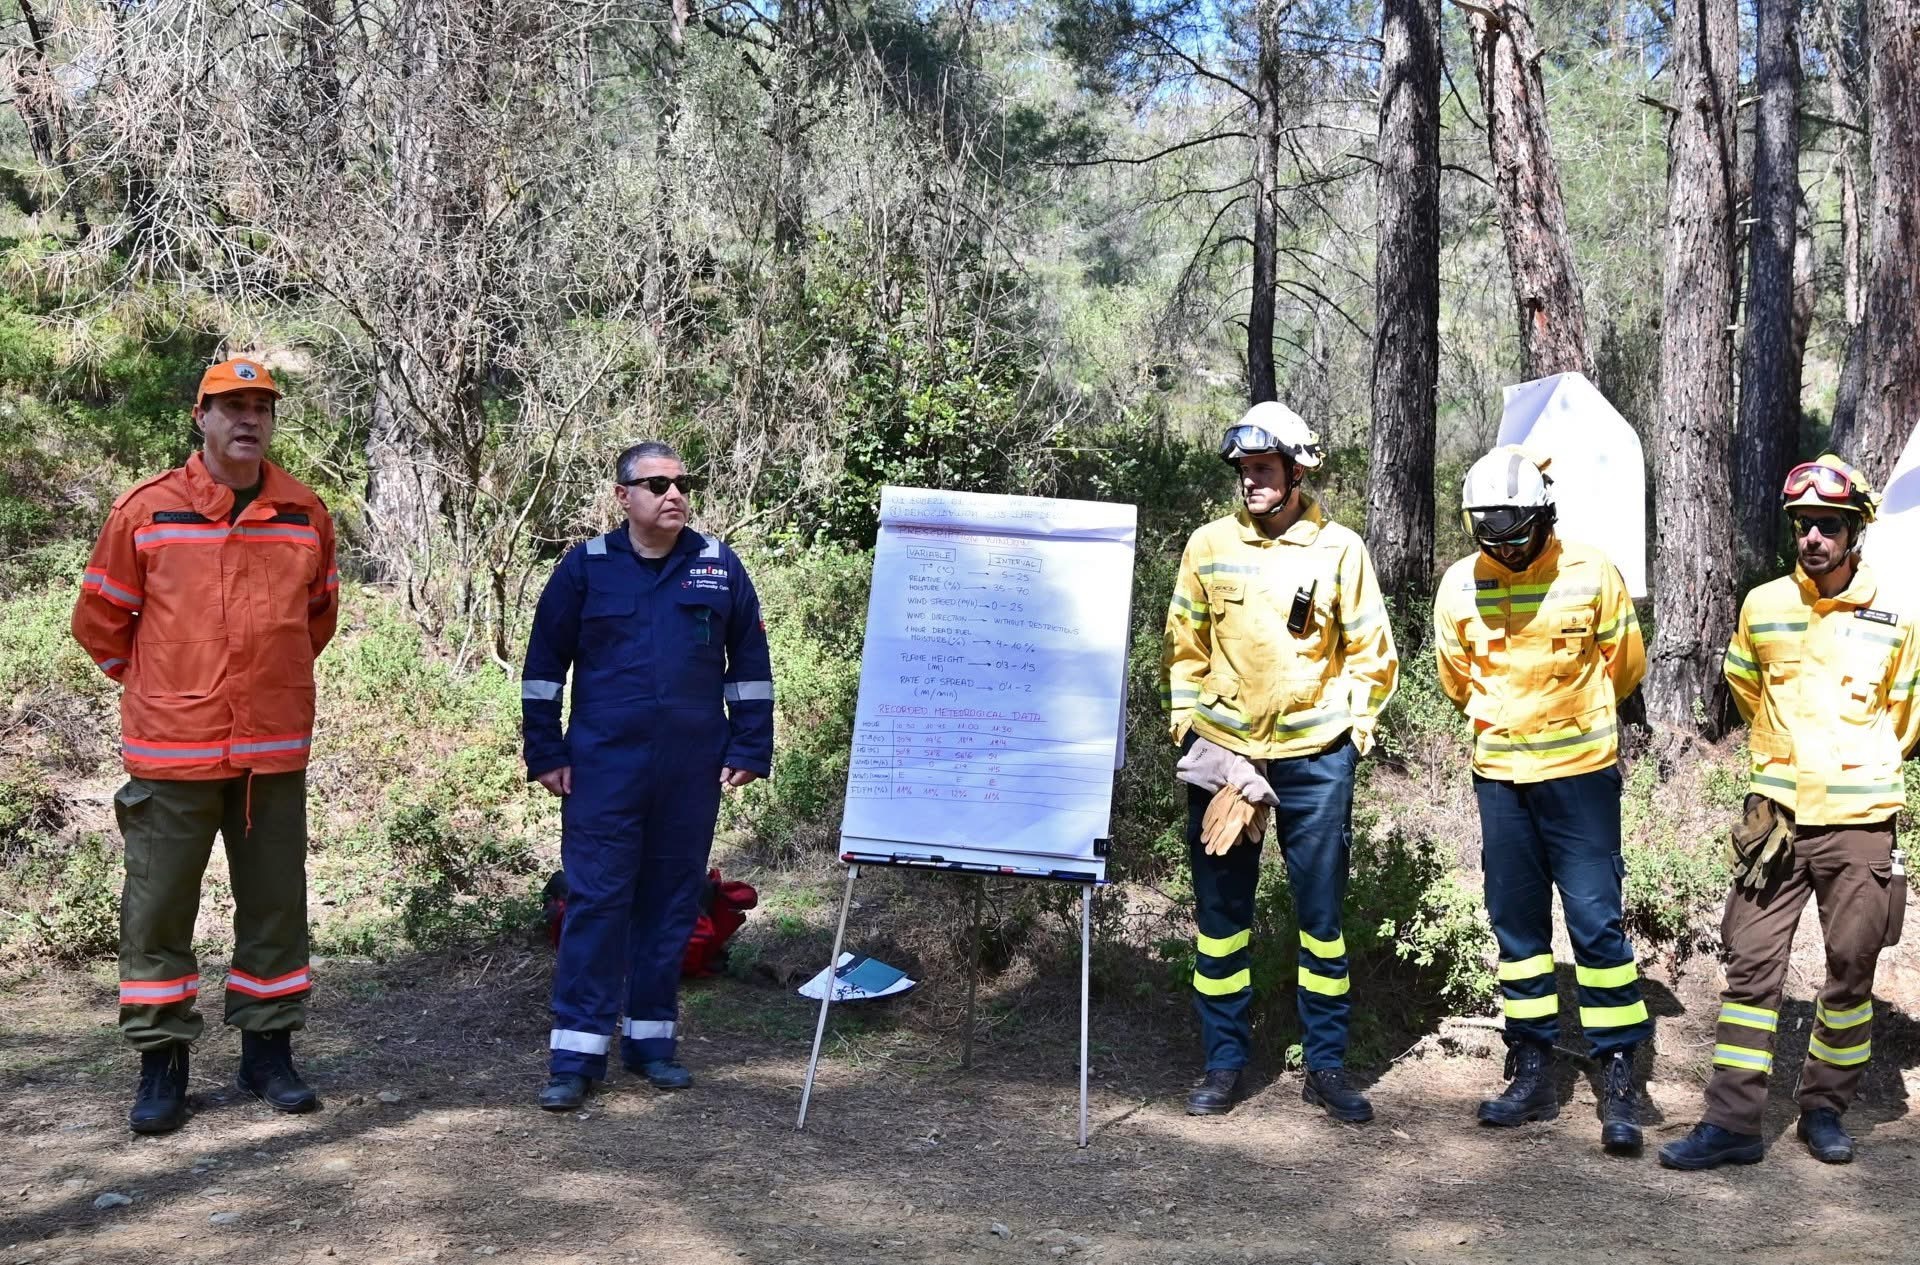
[1494,372,1649,598]
[838,487,1136,879]
[1862,423,1920,618]
[797,952,917,1002]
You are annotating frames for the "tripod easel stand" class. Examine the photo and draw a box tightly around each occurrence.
[795,861,1096,1148]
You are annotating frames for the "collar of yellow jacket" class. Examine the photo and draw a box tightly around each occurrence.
[1476,532,1564,580]
[1792,559,1878,609]
[1237,493,1327,545]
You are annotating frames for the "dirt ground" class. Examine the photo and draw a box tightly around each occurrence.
[10,899,1920,1265]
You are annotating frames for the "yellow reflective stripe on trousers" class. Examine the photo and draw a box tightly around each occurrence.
[1713,1043,1773,1072]
[1497,953,1555,982]
[1297,967,1350,997]
[1196,928,1250,958]
[1810,1036,1872,1067]
[1503,994,1557,1019]
[1193,968,1251,996]
[1817,998,1873,1030]
[1299,930,1346,958]
[1718,1002,1779,1031]
[1580,1001,1649,1028]
[1575,960,1639,989]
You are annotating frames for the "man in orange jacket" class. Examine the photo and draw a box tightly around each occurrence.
[71,357,340,1134]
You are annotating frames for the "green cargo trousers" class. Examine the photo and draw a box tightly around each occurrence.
[114,771,312,1050]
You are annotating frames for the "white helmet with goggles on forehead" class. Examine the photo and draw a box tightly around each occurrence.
[1218,400,1324,469]
[1461,445,1557,552]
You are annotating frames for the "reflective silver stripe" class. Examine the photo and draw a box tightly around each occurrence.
[231,737,312,756]
[96,577,143,606]
[725,681,774,702]
[522,680,564,701]
[623,1019,676,1040]
[550,1029,611,1054]
[98,658,126,674]
[586,535,608,556]
[122,741,226,760]
[232,526,320,543]
[699,533,721,558]
[134,527,230,543]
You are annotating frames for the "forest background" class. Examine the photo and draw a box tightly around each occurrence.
[0,0,1916,1068]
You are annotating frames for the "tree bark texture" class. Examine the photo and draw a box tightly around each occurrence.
[1835,0,1920,483]
[1821,0,1870,439]
[1733,0,1801,582]
[1365,0,1441,612]
[1463,0,1593,379]
[1246,0,1283,404]
[1647,0,1739,734]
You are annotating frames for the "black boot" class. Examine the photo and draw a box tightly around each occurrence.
[1185,1068,1242,1116]
[129,1044,190,1135]
[1302,1067,1374,1123]
[237,1031,319,1113]
[1477,1040,1558,1126]
[1658,1121,1764,1170]
[1600,1048,1642,1154]
[539,1073,592,1112]
[1797,1108,1855,1164]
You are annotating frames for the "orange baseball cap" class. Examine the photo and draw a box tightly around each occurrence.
[196,357,282,407]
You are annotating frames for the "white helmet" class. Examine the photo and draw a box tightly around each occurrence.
[1218,400,1324,469]
[1461,445,1556,543]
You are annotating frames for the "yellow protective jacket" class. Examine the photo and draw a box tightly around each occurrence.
[1163,498,1399,759]
[1433,537,1645,782]
[1723,562,1920,825]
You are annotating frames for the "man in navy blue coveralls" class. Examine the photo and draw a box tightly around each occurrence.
[522,441,774,1110]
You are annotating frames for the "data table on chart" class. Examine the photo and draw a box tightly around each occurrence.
[839,488,1136,867]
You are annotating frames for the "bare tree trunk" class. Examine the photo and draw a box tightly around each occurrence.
[1733,0,1801,582]
[1837,0,1920,482]
[1820,0,1870,440]
[1789,192,1820,449]
[1461,0,1593,378]
[1246,0,1283,404]
[1365,0,1441,613]
[1647,0,1739,734]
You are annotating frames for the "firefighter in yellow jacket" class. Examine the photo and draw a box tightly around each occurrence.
[1661,454,1920,1171]
[1163,401,1399,1120]
[1434,446,1650,1153]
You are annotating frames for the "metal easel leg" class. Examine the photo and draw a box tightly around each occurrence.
[797,863,860,1131]
[1078,880,1092,1149]
[961,874,984,1069]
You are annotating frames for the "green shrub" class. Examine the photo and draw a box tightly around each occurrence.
[386,802,543,953]
[1622,834,1729,948]
[725,543,871,859]
[32,832,123,963]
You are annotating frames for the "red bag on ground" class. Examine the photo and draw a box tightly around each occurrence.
[682,869,759,978]
[542,868,757,979]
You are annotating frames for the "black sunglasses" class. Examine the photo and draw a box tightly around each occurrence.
[1791,513,1849,540]
[620,474,696,496]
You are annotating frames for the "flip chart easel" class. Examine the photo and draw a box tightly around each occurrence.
[794,487,1137,1148]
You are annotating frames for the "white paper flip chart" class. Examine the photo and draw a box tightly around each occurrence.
[838,487,1137,881]
[1495,372,1649,598]
[1862,423,1920,618]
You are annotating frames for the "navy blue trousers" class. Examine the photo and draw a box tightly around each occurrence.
[548,707,726,1078]
[1474,764,1651,1055]
[1188,735,1359,1072]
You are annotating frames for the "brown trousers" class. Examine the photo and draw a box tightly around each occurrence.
[1703,819,1902,1134]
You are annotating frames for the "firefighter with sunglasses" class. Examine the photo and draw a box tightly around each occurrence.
[521,441,773,1111]
[1433,445,1650,1153]
[1661,454,1920,1170]
[1163,401,1399,1121]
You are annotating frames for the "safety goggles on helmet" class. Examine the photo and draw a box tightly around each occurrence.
[1781,456,1876,521]
[1219,423,1308,465]
[1468,506,1546,548]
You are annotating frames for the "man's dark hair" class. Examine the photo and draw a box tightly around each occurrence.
[615,441,681,484]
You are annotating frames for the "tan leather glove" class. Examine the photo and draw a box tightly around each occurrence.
[1201,785,1271,855]
[1729,793,1794,889]
[1179,737,1278,805]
